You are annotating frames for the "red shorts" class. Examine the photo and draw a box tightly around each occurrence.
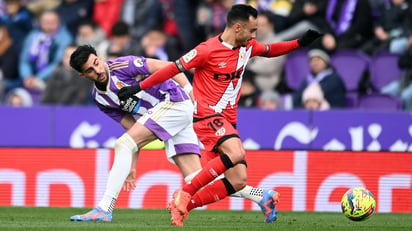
[193,115,239,158]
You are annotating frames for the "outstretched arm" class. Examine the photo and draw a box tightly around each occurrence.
[146,58,191,90]
[117,62,181,99]
[141,62,181,90]
[256,30,322,57]
[264,40,300,57]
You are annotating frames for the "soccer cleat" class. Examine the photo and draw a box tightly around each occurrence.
[70,207,112,222]
[172,189,191,217]
[168,200,186,226]
[258,189,280,223]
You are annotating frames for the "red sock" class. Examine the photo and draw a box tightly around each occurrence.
[183,156,228,195]
[187,179,229,212]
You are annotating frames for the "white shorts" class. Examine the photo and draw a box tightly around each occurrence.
[138,100,200,163]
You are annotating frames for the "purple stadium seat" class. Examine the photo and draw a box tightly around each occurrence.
[358,93,403,111]
[330,50,370,92]
[329,50,370,109]
[345,92,359,108]
[284,49,310,91]
[369,52,403,91]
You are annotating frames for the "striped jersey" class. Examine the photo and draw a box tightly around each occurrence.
[176,35,270,124]
[92,56,188,122]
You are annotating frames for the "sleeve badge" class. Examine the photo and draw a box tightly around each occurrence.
[182,49,197,63]
[133,58,144,67]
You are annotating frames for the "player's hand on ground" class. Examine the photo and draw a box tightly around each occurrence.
[118,84,142,99]
[298,29,322,47]
[119,96,141,114]
[123,169,137,192]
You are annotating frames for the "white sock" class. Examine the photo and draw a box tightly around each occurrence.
[230,185,263,204]
[184,169,201,184]
[98,133,137,212]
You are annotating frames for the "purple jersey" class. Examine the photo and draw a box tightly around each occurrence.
[92,56,189,122]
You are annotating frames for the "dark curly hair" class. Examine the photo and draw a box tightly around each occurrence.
[70,44,97,73]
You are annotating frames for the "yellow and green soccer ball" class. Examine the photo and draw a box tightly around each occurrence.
[341,187,376,221]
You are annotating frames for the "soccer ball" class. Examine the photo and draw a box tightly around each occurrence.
[341,187,376,221]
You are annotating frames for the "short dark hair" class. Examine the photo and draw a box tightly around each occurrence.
[226,4,258,27]
[70,44,97,73]
[111,21,130,37]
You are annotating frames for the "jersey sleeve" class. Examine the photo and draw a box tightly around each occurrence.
[251,39,270,57]
[251,39,300,57]
[109,56,151,77]
[177,42,210,71]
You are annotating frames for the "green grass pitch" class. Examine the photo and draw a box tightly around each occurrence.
[0,206,410,231]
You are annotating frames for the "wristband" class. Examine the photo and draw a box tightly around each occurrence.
[183,84,193,95]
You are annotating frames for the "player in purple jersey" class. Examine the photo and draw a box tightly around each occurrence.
[68,45,279,224]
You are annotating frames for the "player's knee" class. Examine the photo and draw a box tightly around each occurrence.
[115,133,138,153]
[234,148,246,163]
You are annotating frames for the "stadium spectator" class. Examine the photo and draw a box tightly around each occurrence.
[119,0,156,42]
[302,82,330,110]
[361,0,412,56]
[312,0,374,52]
[0,0,33,52]
[68,44,277,223]
[117,4,321,226]
[0,0,34,92]
[41,45,92,105]
[195,0,233,40]
[276,0,327,41]
[136,27,180,61]
[105,21,139,59]
[142,0,183,58]
[75,19,109,60]
[19,10,72,99]
[54,0,94,38]
[5,87,33,106]
[259,90,281,110]
[381,44,412,110]
[246,10,285,92]
[0,0,35,52]
[293,49,346,108]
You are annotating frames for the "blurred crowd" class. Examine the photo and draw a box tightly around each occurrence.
[0,0,411,111]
